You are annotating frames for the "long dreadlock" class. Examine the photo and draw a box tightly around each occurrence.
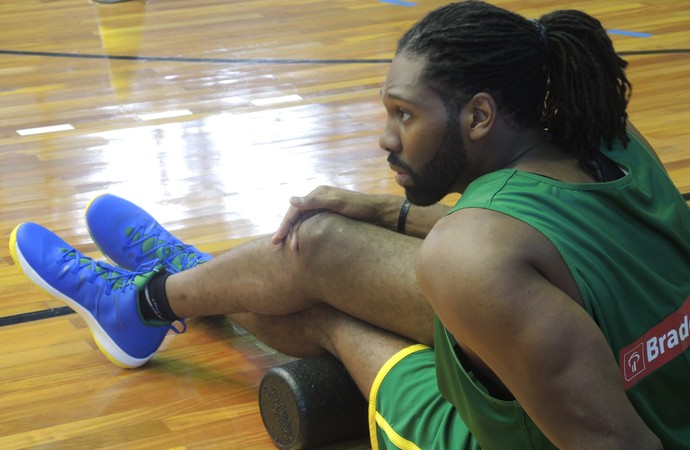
[396,1,632,179]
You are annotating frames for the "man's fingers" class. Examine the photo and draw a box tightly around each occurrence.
[271,208,298,244]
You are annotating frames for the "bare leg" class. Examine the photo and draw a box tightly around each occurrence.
[231,305,415,397]
[168,213,434,345]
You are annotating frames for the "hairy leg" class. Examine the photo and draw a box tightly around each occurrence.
[168,213,434,345]
[230,305,415,397]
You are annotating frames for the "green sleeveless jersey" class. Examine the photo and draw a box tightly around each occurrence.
[434,132,690,449]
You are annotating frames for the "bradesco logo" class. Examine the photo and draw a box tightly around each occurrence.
[619,295,690,390]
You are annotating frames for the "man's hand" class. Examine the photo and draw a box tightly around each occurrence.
[271,186,389,249]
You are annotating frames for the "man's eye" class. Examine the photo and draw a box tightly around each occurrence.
[398,109,411,121]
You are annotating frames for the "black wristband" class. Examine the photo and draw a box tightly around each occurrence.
[397,199,411,233]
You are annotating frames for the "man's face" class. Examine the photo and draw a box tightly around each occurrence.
[380,55,469,206]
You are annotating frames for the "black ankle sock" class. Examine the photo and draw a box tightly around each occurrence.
[139,271,181,322]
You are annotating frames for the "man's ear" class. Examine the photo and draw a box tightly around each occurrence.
[465,93,496,141]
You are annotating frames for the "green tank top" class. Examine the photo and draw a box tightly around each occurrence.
[434,132,690,449]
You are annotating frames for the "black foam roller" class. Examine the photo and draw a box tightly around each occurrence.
[259,355,369,449]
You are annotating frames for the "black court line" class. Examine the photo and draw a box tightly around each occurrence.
[0,306,74,327]
[1,48,689,65]
[619,49,690,56]
[0,49,391,65]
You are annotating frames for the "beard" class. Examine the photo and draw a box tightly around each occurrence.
[388,108,468,206]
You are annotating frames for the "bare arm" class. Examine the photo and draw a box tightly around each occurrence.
[416,208,661,449]
[271,186,448,248]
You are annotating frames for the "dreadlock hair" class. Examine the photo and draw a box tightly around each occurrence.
[396,1,632,179]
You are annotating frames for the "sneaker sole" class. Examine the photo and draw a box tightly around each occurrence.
[10,224,152,369]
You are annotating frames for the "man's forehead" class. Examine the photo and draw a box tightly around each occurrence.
[381,55,429,101]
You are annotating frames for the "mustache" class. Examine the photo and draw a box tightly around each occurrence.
[387,154,414,174]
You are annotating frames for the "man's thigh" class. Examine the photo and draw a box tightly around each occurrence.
[296,213,434,345]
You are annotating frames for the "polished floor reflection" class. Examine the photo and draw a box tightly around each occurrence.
[0,0,689,448]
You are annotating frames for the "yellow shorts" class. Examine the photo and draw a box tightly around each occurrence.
[368,344,479,450]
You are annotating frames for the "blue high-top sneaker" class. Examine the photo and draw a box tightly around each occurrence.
[9,222,184,368]
[86,194,212,273]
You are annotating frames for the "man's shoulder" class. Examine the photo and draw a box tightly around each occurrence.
[422,207,542,274]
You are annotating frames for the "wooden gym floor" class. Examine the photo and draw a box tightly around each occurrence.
[0,0,688,448]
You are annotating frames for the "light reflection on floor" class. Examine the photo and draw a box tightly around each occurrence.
[84,104,388,238]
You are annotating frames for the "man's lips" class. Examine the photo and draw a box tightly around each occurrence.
[389,164,411,186]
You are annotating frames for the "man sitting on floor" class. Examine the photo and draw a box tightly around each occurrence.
[11,1,689,448]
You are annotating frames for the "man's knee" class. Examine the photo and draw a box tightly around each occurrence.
[292,212,356,252]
